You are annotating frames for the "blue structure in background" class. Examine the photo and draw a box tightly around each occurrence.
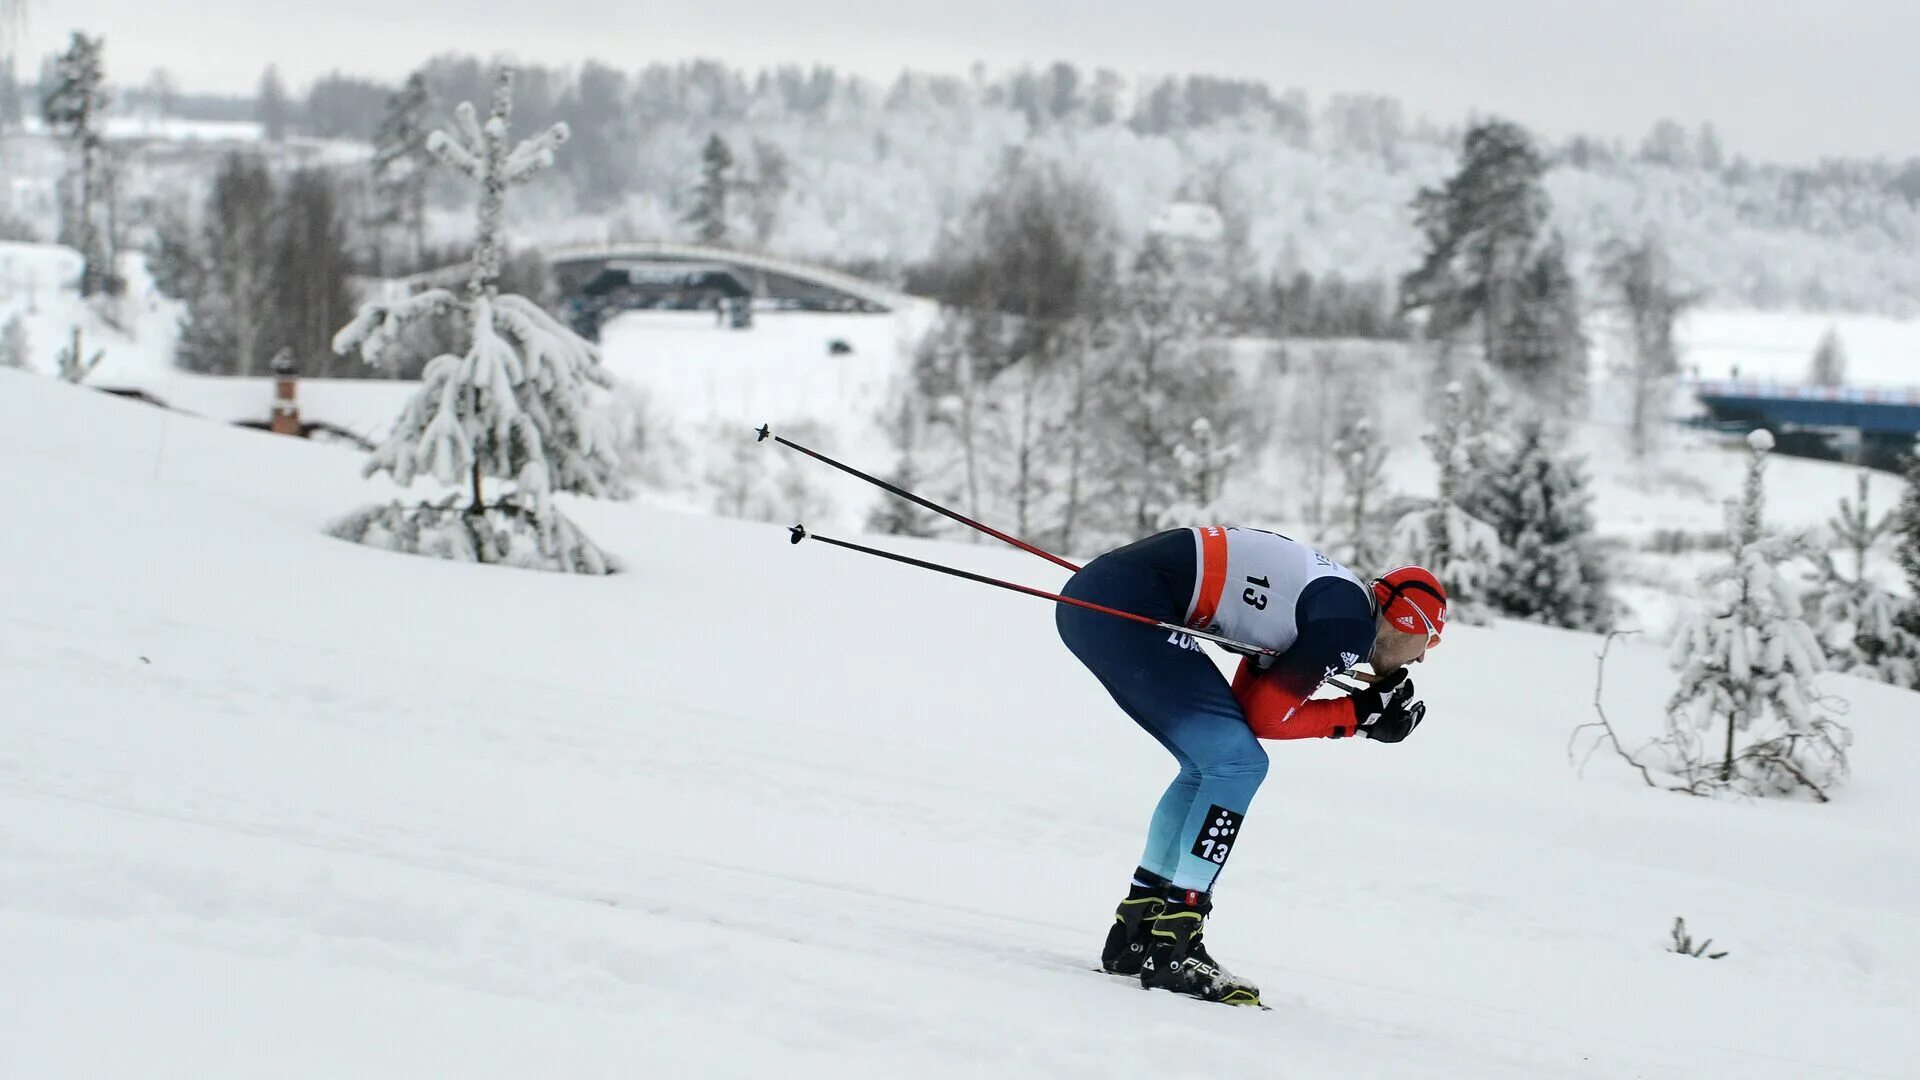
[1691,380,1920,470]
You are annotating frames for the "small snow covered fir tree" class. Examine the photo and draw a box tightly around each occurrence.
[1478,418,1614,630]
[1897,450,1920,643]
[1390,380,1501,622]
[1815,471,1920,688]
[1664,430,1850,801]
[331,69,623,574]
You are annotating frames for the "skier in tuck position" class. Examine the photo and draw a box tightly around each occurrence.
[1056,525,1445,1007]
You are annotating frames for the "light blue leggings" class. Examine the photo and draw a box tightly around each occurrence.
[1056,537,1270,892]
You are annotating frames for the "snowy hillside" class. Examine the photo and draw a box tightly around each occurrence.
[3,370,1916,1078]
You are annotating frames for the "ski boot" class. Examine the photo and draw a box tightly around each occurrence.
[1138,888,1262,1007]
[1100,881,1166,976]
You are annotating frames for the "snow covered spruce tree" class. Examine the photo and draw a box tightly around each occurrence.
[1815,471,1920,687]
[1664,430,1850,801]
[1390,380,1502,622]
[1477,417,1614,630]
[41,32,114,297]
[330,69,624,574]
[1401,118,1585,403]
[684,133,735,246]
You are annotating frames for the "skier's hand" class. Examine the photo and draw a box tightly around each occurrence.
[1352,670,1425,743]
[1347,667,1408,715]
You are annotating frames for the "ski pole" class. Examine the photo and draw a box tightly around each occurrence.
[788,524,1281,658]
[756,424,1083,573]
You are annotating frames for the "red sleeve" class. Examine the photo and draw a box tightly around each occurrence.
[1230,659,1361,741]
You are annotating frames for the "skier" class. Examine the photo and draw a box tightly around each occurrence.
[1056,526,1444,1006]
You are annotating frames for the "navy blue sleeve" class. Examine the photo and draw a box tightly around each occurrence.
[1268,578,1375,695]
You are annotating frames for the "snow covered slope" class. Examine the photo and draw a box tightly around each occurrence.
[4,369,1919,1077]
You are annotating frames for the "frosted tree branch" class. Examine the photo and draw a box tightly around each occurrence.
[425,129,484,180]
[332,288,459,369]
[505,123,569,185]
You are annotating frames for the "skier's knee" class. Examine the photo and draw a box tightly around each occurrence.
[1202,745,1269,784]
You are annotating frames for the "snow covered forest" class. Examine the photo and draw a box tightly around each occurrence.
[8,51,1920,315]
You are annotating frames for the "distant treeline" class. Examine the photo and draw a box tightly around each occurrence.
[14,52,1920,203]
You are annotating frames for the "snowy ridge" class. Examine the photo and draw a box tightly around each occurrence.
[2,370,1916,1077]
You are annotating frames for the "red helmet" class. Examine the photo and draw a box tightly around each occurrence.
[1372,565,1447,645]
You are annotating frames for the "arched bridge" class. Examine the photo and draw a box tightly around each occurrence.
[387,242,901,341]
[548,243,898,339]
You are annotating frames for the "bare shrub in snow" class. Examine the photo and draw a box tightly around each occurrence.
[55,326,103,384]
[1597,233,1694,458]
[1667,917,1729,960]
[708,419,833,525]
[1282,346,1356,528]
[1331,412,1392,577]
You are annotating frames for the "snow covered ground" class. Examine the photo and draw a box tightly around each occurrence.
[1673,309,1920,386]
[17,116,268,143]
[3,368,1918,1078]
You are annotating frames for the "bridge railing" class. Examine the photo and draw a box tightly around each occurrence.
[1693,379,1920,406]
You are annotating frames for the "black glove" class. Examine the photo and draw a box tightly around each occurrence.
[1352,670,1425,743]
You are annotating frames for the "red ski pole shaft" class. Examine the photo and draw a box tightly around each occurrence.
[788,525,1280,658]
[757,424,1082,573]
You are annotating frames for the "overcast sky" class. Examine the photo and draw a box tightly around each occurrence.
[21,1,1917,163]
